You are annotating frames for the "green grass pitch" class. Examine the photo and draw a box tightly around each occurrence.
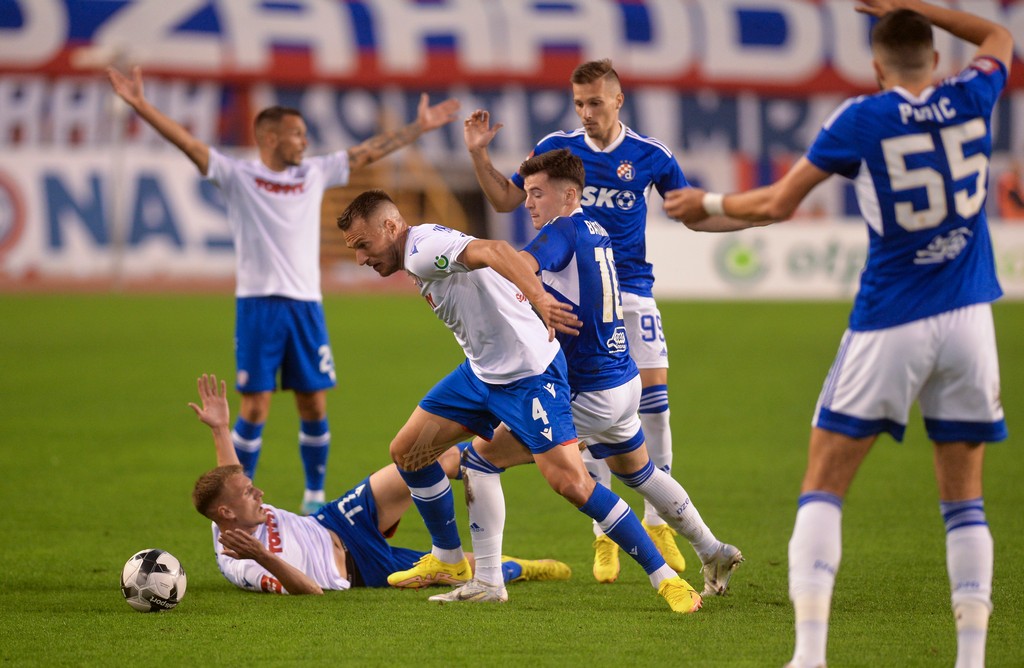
[0,294,1020,666]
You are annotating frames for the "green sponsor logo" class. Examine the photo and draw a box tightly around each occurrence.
[714,238,766,285]
[434,255,450,270]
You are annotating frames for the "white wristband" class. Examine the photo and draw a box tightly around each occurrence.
[702,192,725,216]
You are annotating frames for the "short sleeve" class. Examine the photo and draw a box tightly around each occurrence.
[405,226,476,280]
[307,150,351,188]
[652,152,689,197]
[205,147,236,189]
[806,97,863,179]
[523,218,576,272]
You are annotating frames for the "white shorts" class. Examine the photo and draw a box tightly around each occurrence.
[573,374,646,458]
[622,292,669,370]
[814,303,1006,443]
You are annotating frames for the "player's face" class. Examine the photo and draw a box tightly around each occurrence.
[572,77,623,146]
[270,115,308,167]
[221,473,267,527]
[344,216,404,277]
[523,173,574,229]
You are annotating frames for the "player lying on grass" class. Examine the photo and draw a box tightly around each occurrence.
[433,149,742,604]
[188,373,570,594]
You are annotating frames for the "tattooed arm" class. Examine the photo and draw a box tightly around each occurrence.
[463,109,528,213]
[347,93,460,171]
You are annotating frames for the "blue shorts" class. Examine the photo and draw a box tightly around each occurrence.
[314,477,426,588]
[235,296,336,393]
[419,353,577,454]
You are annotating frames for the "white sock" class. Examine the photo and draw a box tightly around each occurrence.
[648,563,678,589]
[639,408,672,526]
[582,448,613,538]
[946,522,993,668]
[465,468,506,586]
[788,494,842,668]
[630,466,720,561]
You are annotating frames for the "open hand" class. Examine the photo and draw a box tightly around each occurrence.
[463,110,504,152]
[188,374,229,430]
[417,93,461,132]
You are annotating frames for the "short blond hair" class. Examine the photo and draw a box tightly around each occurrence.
[191,465,243,519]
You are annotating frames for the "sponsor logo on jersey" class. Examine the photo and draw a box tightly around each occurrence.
[434,255,450,269]
[254,177,305,195]
[260,574,284,593]
[606,326,628,353]
[265,509,283,554]
[543,383,557,398]
[616,161,635,182]
[914,227,972,265]
[972,57,998,74]
[581,186,638,211]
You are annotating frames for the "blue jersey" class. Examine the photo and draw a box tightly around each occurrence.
[523,209,638,393]
[806,57,1006,331]
[512,125,689,297]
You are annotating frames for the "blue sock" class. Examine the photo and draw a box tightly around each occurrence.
[940,498,987,532]
[639,384,669,414]
[501,560,523,583]
[462,443,505,475]
[299,419,330,491]
[579,484,664,574]
[398,462,461,550]
[231,418,264,480]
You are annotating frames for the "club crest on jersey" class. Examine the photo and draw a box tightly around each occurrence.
[434,255,450,269]
[616,160,635,182]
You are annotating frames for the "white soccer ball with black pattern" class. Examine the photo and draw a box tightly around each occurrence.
[120,549,187,612]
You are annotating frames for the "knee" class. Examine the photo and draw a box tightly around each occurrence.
[548,473,594,507]
[239,393,271,423]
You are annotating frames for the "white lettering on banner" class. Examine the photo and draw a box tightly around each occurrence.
[616,0,694,76]
[502,0,620,72]
[0,0,64,65]
[91,0,223,70]
[375,0,498,73]
[699,0,825,84]
[219,0,355,75]
[1,0,1019,92]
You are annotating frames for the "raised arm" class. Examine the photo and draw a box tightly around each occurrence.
[460,239,580,341]
[664,157,831,230]
[347,93,460,170]
[187,374,238,467]
[107,66,210,174]
[463,110,528,212]
[856,0,1013,71]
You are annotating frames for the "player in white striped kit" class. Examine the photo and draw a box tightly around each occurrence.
[665,1,1011,665]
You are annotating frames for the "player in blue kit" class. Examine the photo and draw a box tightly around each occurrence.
[336,190,701,612]
[431,149,740,604]
[464,59,691,581]
[664,1,1011,665]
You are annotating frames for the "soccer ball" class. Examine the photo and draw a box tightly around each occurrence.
[120,549,187,612]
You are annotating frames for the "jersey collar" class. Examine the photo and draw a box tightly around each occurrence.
[583,121,627,153]
[892,85,937,104]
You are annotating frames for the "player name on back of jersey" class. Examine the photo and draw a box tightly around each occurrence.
[898,97,957,125]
